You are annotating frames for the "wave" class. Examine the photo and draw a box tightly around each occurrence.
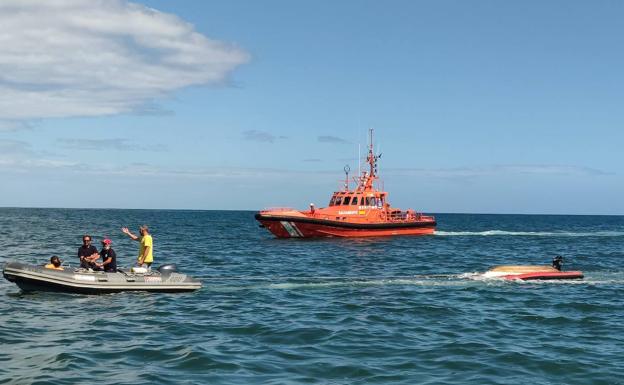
[203,275,468,291]
[435,230,624,237]
[265,277,469,290]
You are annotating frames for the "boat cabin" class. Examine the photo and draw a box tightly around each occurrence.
[328,191,387,208]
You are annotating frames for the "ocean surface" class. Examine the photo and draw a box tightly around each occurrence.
[1,208,623,385]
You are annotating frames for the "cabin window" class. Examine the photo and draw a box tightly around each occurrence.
[365,197,372,206]
[343,196,351,205]
[334,197,343,206]
[329,197,336,206]
[359,196,365,205]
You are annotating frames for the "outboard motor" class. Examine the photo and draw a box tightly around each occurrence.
[157,264,178,274]
[552,255,563,271]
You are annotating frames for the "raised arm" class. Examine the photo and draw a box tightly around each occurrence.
[121,227,139,241]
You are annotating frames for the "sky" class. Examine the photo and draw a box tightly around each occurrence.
[1,0,623,214]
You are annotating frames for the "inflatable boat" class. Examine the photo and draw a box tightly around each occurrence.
[483,265,584,280]
[2,261,202,294]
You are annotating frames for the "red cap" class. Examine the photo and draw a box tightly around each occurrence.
[102,238,112,245]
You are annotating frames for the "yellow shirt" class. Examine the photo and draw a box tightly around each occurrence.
[45,264,64,270]
[139,234,154,263]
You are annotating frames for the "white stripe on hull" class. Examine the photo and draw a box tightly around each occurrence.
[280,221,304,237]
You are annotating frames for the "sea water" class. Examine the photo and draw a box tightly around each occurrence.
[0,208,623,384]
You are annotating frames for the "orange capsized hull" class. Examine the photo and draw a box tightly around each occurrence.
[255,212,436,238]
[484,266,583,280]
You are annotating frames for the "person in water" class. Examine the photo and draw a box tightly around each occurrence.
[121,225,153,269]
[78,234,100,269]
[552,255,564,271]
[45,255,64,270]
[96,238,117,272]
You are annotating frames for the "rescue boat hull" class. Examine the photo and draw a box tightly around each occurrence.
[255,214,436,238]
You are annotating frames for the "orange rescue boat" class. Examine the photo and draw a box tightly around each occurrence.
[255,129,436,238]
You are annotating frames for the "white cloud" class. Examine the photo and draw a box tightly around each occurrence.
[318,135,350,144]
[0,141,331,179]
[0,139,79,169]
[0,139,33,155]
[0,120,34,132]
[56,137,167,152]
[242,130,288,143]
[386,164,610,179]
[0,0,249,119]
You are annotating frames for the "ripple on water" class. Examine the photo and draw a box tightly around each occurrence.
[1,210,624,384]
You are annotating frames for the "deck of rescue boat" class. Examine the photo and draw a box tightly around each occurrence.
[257,208,435,224]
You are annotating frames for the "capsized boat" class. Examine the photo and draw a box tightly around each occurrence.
[483,265,584,280]
[255,129,436,238]
[3,262,202,294]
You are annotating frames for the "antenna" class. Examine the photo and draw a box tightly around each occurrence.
[368,127,375,178]
[376,142,381,189]
[344,164,351,191]
[358,143,361,182]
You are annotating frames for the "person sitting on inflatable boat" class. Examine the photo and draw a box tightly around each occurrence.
[78,234,100,270]
[96,238,117,273]
[45,255,64,270]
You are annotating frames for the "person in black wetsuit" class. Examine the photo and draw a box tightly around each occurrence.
[97,238,117,273]
[78,234,99,269]
[552,255,563,271]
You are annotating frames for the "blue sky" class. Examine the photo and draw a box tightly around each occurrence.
[1,0,623,214]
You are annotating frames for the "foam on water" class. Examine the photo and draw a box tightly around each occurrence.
[265,277,468,290]
[204,271,624,291]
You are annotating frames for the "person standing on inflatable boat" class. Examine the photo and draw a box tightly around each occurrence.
[121,225,153,270]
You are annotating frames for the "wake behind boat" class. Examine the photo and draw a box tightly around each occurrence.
[3,262,201,294]
[255,129,436,238]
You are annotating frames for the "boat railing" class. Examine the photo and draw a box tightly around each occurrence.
[385,211,434,222]
[260,207,297,213]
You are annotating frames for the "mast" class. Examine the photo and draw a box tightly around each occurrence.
[368,128,374,178]
[365,128,378,190]
[352,128,381,192]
